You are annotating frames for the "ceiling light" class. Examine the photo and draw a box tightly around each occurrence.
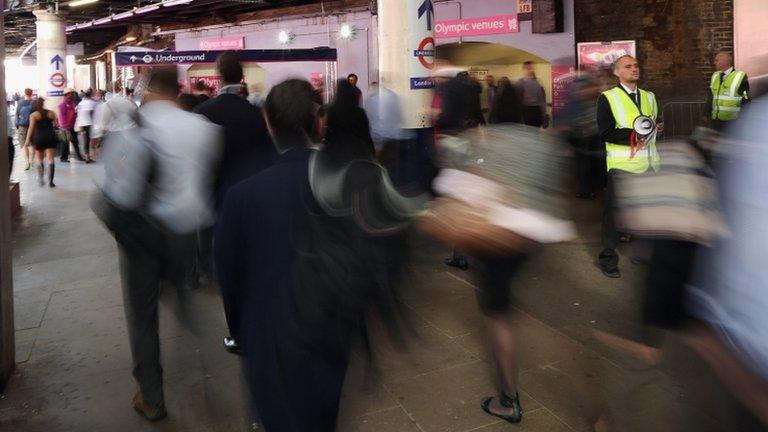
[136,4,160,14]
[278,30,294,45]
[68,0,99,7]
[339,24,356,40]
[125,36,137,42]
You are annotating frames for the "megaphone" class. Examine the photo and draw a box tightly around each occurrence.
[633,115,656,136]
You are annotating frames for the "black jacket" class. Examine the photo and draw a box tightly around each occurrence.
[195,93,276,210]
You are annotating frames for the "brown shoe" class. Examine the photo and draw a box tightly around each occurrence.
[132,391,167,422]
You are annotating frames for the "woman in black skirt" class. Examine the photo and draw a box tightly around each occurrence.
[24,98,59,187]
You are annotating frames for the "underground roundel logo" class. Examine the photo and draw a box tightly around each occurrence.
[48,72,66,88]
[142,55,154,64]
[414,37,435,70]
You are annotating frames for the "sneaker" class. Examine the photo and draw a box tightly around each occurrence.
[223,336,241,355]
[132,391,167,422]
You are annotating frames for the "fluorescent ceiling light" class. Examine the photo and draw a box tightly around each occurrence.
[125,36,137,42]
[93,17,112,25]
[163,0,193,6]
[113,11,134,20]
[136,4,160,14]
[69,0,99,7]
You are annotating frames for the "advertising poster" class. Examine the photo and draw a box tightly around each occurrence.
[551,65,576,117]
[189,76,222,93]
[577,40,636,71]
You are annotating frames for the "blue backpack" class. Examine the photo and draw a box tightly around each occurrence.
[16,99,33,127]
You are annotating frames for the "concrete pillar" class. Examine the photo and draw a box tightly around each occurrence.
[0,6,14,386]
[33,10,68,110]
[378,0,435,128]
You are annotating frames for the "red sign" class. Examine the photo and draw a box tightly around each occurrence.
[199,36,244,50]
[577,41,636,71]
[415,37,435,69]
[189,76,222,93]
[551,65,576,116]
[434,14,519,38]
[49,72,66,88]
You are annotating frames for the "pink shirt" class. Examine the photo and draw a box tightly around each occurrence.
[58,99,77,129]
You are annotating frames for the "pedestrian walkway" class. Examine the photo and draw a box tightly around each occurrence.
[0,158,739,431]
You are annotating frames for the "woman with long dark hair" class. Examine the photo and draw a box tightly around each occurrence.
[23,98,59,187]
[489,77,523,124]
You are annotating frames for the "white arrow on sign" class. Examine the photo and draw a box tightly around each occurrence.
[130,55,137,62]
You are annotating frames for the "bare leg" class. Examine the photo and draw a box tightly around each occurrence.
[483,312,522,417]
[682,324,768,426]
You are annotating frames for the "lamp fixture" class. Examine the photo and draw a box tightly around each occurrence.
[68,0,99,7]
[278,30,294,45]
[339,24,356,40]
[125,36,137,42]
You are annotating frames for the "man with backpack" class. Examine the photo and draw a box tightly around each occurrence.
[15,88,35,170]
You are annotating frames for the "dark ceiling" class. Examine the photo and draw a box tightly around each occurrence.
[4,0,320,56]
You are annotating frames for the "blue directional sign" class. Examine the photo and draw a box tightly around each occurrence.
[50,54,64,70]
[418,0,434,31]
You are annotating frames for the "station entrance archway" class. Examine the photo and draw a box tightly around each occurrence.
[436,42,553,115]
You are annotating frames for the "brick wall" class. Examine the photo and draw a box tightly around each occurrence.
[575,0,733,102]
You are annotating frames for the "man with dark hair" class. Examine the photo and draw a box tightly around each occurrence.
[97,66,221,422]
[518,61,547,128]
[347,73,362,103]
[214,78,341,430]
[195,51,276,354]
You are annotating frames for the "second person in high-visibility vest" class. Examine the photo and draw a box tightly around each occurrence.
[596,55,660,278]
[709,51,750,131]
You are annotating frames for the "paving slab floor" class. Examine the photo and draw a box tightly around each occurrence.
[0,154,750,431]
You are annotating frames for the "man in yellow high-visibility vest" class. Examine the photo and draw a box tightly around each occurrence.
[597,55,660,278]
[709,51,750,131]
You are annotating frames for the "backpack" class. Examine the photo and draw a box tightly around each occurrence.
[16,100,33,127]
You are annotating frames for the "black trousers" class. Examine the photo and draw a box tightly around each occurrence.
[599,171,620,269]
[521,106,543,128]
[571,135,602,196]
[59,128,84,161]
[81,125,92,156]
[117,219,195,406]
[7,136,14,177]
[642,239,697,346]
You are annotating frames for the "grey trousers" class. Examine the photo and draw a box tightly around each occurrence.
[118,226,195,406]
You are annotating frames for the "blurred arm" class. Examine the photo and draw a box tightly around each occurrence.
[597,94,632,145]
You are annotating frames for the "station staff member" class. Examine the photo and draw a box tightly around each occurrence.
[709,51,749,131]
[597,55,660,278]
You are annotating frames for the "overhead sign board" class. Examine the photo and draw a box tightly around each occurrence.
[199,36,245,50]
[434,14,520,38]
[115,48,338,66]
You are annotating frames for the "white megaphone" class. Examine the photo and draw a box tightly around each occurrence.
[633,115,656,137]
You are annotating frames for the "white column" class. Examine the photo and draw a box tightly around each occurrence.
[33,10,68,110]
[378,0,435,128]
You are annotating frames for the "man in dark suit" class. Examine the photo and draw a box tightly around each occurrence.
[214,79,349,431]
[195,52,276,352]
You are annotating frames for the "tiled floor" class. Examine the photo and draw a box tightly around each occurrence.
[0,155,743,431]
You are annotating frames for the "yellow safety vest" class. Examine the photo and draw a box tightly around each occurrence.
[711,70,748,121]
[603,86,660,174]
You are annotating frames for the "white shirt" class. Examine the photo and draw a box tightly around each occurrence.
[75,98,99,128]
[721,66,734,76]
[110,100,222,234]
[91,94,137,139]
